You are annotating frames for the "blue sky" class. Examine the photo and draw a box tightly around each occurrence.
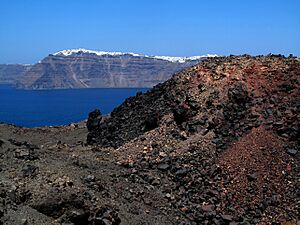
[0,0,299,64]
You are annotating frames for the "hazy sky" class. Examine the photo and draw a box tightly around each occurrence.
[0,0,299,64]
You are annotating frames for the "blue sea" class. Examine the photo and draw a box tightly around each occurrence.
[0,85,148,128]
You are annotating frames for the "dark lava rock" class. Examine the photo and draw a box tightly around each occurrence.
[84,175,96,183]
[221,214,234,222]
[8,139,24,147]
[174,168,188,176]
[87,109,102,132]
[31,191,85,218]
[144,114,159,131]
[8,139,39,150]
[201,204,215,212]
[14,148,38,160]
[287,148,298,156]
[173,106,190,126]
[247,173,257,181]
[89,207,121,225]
[228,83,250,106]
[22,164,39,177]
[157,163,170,171]
[0,199,4,218]
[68,209,90,225]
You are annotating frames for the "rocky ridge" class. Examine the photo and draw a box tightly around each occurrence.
[88,55,300,224]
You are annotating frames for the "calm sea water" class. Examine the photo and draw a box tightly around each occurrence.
[0,85,148,128]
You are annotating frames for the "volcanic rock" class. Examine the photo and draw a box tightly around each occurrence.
[87,55,300,224]
[86,109,102,132]
[0,55,299,225]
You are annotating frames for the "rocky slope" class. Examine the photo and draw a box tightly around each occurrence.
[88,55,300,224]
[0,55,299,225]
[0,64,32,84]
[15,49,217,89]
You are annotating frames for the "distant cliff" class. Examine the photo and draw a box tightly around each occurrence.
[15,49,217,89]
[0,64,32,84]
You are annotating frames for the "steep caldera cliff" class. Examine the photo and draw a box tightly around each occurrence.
[16,49,217,89]
[0,64,32,84]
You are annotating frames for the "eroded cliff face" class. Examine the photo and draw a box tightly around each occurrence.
[0,64,32,84]
[15,52,203,89]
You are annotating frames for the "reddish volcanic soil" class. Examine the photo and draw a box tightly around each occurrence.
[218,126,299,222]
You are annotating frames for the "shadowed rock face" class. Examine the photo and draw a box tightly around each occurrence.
[15,52,201,89]
[0,64,32,84]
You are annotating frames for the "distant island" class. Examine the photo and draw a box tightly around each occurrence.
[0,49,218,89]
